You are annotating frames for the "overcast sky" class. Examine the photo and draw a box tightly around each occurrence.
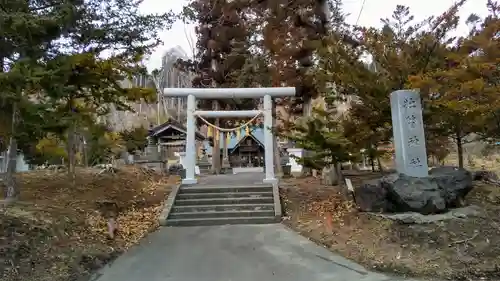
[139,0,489,71]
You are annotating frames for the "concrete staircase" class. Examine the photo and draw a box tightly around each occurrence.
[163,184,280,226]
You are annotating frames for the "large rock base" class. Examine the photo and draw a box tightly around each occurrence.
[354,166,474,215]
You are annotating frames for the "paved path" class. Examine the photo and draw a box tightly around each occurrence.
[92,173,420,281]
[92,224,419,281]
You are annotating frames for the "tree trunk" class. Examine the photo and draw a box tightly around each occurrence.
[271,98,282,176]
[377,157,384,173]
[211,101,221,174]
[67,119,77,182]
[456,131,464,168]
[222,132,230,171]
[3,102,19,202]
[273,137,281,174]
[335,162,344,184]
[4,136,18,201]
[82,136,88,167]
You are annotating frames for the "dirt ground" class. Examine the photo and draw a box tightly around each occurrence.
[0,166,177,281]
[280,171,500,281]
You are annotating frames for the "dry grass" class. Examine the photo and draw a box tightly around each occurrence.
[0,166,179,281]
[281,172,500,281]
[445,153,500,173]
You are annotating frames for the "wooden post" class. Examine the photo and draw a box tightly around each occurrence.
[212,101,221,174]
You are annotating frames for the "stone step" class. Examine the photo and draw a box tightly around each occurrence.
[174,197,274,206]
[177,191,273,200]
[179,185,272,194]
[198,166,211,172]
[172,203,275,213]
[166,216,278,227]
[168,210,275,220]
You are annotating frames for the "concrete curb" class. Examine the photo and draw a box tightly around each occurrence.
[158,184,181,226]
[272,181,282,222]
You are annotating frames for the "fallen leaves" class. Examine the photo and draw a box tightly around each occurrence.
[281,174,500,281]
[0,166,178,281]
[281,176,356,229]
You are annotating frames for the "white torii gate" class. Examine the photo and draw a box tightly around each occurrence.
[162,87,296,185]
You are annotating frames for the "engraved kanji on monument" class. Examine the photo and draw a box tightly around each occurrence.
[390,90,428,177]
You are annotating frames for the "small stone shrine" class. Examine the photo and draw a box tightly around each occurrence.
[354,90,474,215]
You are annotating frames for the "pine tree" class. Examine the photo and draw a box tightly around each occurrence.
[258,0,335,113]
[178,0,259,173]
[0,0,80,201]
[409,0,499,168]
[284,107,355,185]
[35,0,173,178]
[315,3,465,168]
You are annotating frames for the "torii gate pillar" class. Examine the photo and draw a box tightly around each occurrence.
[163,87,296,185]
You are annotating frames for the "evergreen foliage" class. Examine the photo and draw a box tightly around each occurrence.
[0,0,174,199]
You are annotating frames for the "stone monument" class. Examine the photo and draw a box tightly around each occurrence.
[390,90,428,177]
[177,151,201,177]
[353,90,474,215]
[287,148,304,177]
[197,148,211,174]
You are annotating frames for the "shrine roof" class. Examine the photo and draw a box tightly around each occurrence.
[148,119,205,141]
[203,126,265,155]
[230,132,264,152]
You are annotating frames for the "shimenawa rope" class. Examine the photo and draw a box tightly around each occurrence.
[196,112,262,132]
